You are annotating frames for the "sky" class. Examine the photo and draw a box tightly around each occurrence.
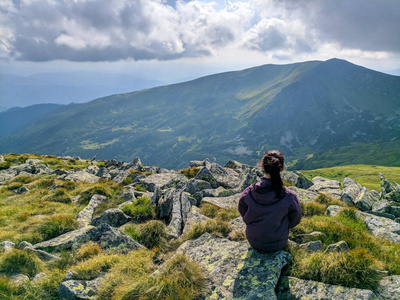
[0,0,400,82]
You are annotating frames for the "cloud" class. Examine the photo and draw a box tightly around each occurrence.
[0,0,398,62]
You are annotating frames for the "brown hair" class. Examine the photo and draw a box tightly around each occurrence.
[261,150,285,198]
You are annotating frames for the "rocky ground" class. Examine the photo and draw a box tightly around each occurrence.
[0,154,400,299]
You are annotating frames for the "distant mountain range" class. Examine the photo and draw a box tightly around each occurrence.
[0,72,163,109]
[1,59,399,169]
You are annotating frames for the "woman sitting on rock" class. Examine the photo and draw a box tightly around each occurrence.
[238,150,302,252]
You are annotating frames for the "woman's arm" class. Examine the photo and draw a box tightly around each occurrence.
[288,195,302,228]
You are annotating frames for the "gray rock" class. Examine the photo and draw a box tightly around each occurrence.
[0,241,15,252]
[277,276,377,300]
[308,176,342,199]
[60,171,100,183]
[376,275,400,300]
[72,224,144,254]
[32,272,47,282]
[76,194,107,227]
[298,240,322,252]
[358,212,400,243]
[182,206,209,234]
[18,241,33,249]
[281,171,313,189]
[119,187,136,201]
[10,274,30,286]
[86,165,99,175]
[235,171,258,193]
[324,241,350,253]
[139,173,188,192]
[91,208,131,227]
[0,155,4,162]
[380,172,395,196]
[389,204,400,217]
[15,186,29,194]
[177,233,292,300]
[208,162,241,189]
[194,167,219,188]
[25,246,60,261]
[372,199,392,213]
[367,211,396,220]
[33,226,95,252]
[386,191,400,202]
[111,170,130,184]
[341,177,363,204]
[224,160,250,173]
[202,194,240,209]
[326,205,345,217]
[124,156,142,170]
[63,270,79,281]
[0,168,17,183]
[288,186,319,203]
[185,179,213,195]
[189,158,212,168]
[354,188,381,211]
[165,190,193,239]
[58,277,102,300]
[230,217,246,232]
[150,187,162,205]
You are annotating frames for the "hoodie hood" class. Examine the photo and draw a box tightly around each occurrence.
[250,177,282,205]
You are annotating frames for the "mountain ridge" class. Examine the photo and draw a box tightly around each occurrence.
[1,59,399,169]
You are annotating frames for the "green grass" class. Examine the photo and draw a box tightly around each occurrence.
[178,167,201,179]
[301,164,400,191]
[37,213,78,241]
[124,220,167,249]
[0,249,45,278]
[121,197,155,221]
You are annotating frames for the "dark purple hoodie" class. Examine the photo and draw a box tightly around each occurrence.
[238,177,302,252]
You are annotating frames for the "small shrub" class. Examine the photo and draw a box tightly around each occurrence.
[76,242,102,261]
[301,202,327,217]
[183,219,231,241]
[11,175,36,184]
[46,188,72,204]
[134,184,146,192]
[0,161,12,170]
[72,253,120,280]
[200,203,220,218]
[122,176,134,185]
[315,193,343,206]
[218,207,240,221]
[37,213,78,240]
[124,224,141,241]
[291,249,383,291]
[179,167,201,179]
[137,220,168,249]
[121,253,206,300]
[79,185,110,205]
[6,182,24,191]
[34,178,55,189]
[0,249,45,278]
[121,197,155,221]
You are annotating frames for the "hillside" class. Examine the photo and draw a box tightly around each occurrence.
[1,59,399,169]
[0,153,400,299]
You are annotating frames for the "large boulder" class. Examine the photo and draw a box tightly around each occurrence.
[76,194,107,227]
[358,212,400,243]
[60,171,100,183]
[91,208,131,227]
[195,167,219,188]
[308,176,342,199]
[224,160,250,173]
[138,173,188,192]
[276,276,377,299]
[380,172,395,196]
[208,163,241,189]
[353,188,380,211]
[341,177,363,204]
[202,194,241,209]
[376,275,400,300]
[33,226,95,252]
[182,206,209,234]
[177,233,292,299]
[0,241,15,253]
[72,224,144,253]
[25,246,60,261]
[281,171,313,189]
[185,179,213,195]
[287,186,319,203]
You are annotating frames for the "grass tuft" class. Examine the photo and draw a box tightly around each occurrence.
[121,197,155,221]
[178,167,201,179]
[0,249,45,278]
[37,213,78,240]
[124,221,167,249]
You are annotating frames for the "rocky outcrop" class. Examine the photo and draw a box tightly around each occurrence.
[59,171,100,183]
[139,173,188,192]
[59,277,103,300]
[72,224,144,253]
[91,208,131,227]
[287,186,319,203]
[282,170,313,189]
[177,233,292,300]
[76,194,107,227]
[276,276,378,299]
[33,226,95,252]
[376,275,400,300]
[308,176,342,199]
[358,212,400,243]
[202,194,240,209]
